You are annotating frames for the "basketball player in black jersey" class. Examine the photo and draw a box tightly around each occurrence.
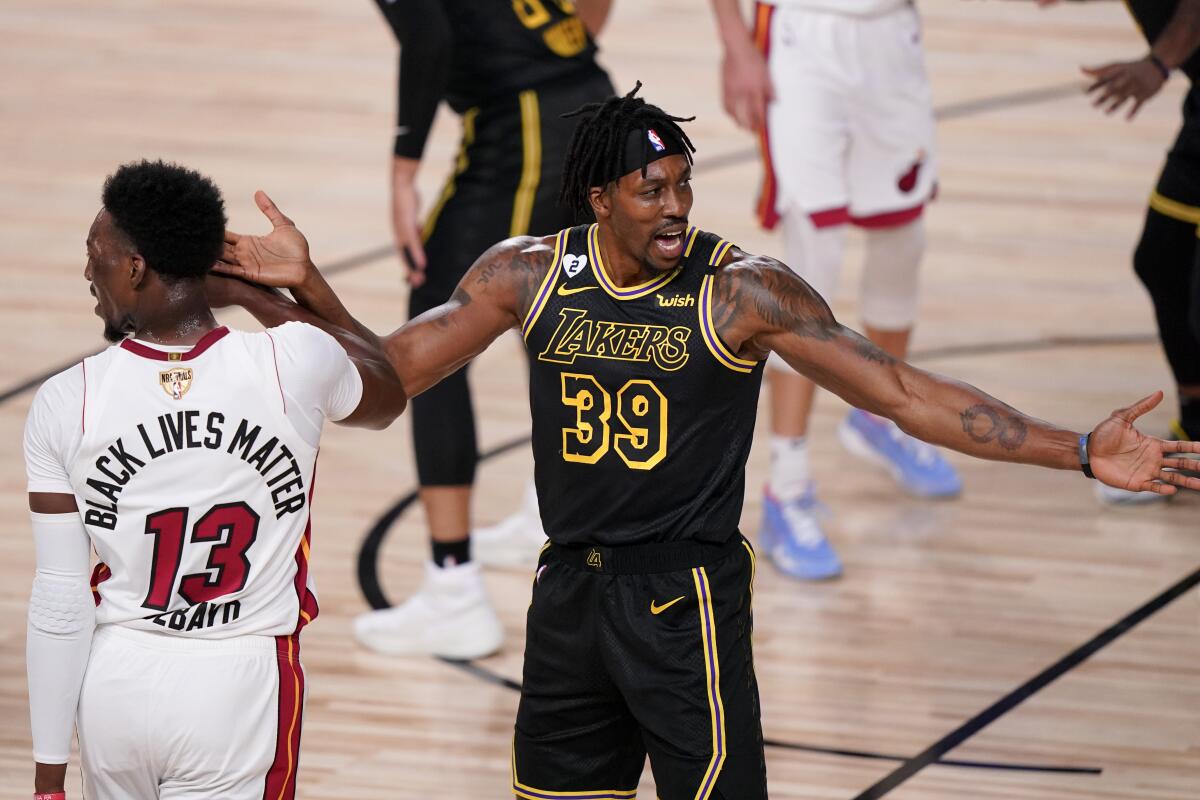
[212,86,1200,799]
[367,0,615,658]
[1041,0,1200,504]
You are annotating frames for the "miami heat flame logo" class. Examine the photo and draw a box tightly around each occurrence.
[159,367,193,400]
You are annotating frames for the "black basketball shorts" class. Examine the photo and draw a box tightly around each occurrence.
[512,536,767,800]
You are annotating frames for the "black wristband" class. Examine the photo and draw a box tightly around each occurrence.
[1078,434,1096,479]
[1148,54,1170,82]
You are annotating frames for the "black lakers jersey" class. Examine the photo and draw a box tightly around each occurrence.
[1127,0,1200,83]
[442,1,602,113]
[521,224,766,547]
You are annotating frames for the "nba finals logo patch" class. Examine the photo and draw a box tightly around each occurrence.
[647,129,666,153]
[159,367,193,400]
[561,253,587,278]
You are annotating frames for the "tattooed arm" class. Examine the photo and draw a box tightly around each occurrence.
[376,236,554,396]
[710,250,1200,493]
[213,192,554,399]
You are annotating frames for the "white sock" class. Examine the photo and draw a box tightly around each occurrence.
[768,436,810,502]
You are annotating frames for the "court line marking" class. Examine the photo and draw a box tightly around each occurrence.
[0,79,1088,408]
[851,565,1200,799]
[358,437,1110,777]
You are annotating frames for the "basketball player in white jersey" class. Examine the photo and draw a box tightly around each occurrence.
[710,0,956,580]
[24,160,406,800]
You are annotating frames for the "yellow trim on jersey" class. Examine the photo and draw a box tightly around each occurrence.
[522,230,567,339]
[1150,190,1200,225]
[741,539,756,602]
[511,91,543,237]
[683,226,701,258]
[511,738,638,799]
[423,107,479,242]
[698,279,756,374]
[588,224,683,300]
[697,239,757,373]
[1170,419,1192,441]
[691,567,726,800]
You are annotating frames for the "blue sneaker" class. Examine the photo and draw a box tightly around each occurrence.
[838,409,963,498]
[759,487,842,580]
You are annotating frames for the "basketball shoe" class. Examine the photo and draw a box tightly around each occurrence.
[838,408,962,498]
[759,486,842,580]
[472,481,547,568]
[353,560,503,659]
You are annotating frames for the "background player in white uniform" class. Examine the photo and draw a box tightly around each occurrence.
[24,161,406,800]
[711,0,959,580]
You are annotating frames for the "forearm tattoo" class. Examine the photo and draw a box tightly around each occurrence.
[960,404,1028,451]
[854,337,896,366]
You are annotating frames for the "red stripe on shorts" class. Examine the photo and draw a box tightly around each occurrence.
[753,2,781,230]
[263,635,304,800]
[849,204,925,229]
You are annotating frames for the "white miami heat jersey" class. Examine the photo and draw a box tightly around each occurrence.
[24,322,363,639]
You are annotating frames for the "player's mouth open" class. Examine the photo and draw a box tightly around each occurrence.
[654,230,684,257]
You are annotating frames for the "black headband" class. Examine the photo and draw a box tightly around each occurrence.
[598,125,688,186]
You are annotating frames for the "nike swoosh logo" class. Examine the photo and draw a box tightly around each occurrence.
[650,596,685,615]
[557,284,598,297]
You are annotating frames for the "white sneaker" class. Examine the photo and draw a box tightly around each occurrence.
[472,481,547,568]
[1093,481,1169,506]
[353,561,503,659]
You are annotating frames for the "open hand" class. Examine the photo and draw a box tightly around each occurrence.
[1082,58,1166,120]
[215,191,313,289]
[1088,391,1200,495]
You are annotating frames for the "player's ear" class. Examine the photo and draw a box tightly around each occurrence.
[128,252,148,289]
[589,184,613,220]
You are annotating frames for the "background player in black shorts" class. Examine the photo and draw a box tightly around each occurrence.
[364,0,615,657]
[1041,0,1200,502]
[212,86,1200,798]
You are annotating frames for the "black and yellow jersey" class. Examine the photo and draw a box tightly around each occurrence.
[1126,0,1200,83]
[521,224,766,547]
[440,0,601,112]
[377,0,606,158]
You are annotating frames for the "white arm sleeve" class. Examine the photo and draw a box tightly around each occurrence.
[27,511,95,764]
[268,322,365,447]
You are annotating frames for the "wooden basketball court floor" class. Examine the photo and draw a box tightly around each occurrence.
[1,1,1197,797]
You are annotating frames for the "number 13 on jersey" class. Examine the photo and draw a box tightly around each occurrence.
[560,373,668,470]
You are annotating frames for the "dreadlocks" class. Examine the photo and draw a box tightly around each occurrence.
[558,82,697,220]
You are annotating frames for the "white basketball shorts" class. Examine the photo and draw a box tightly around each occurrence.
[77,625,306,800]
[753,1,937,229]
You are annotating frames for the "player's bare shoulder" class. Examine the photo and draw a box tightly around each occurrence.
[708,245,838,359]
[460,234,560,326]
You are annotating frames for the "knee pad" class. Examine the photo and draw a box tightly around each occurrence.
[770,210,847,373]
[859,218,925,331]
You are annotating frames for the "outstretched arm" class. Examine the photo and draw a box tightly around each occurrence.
[1076,0,1200,118]
[711,252,1200,494]
[214,192,555,399]
[207,194,406,430]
